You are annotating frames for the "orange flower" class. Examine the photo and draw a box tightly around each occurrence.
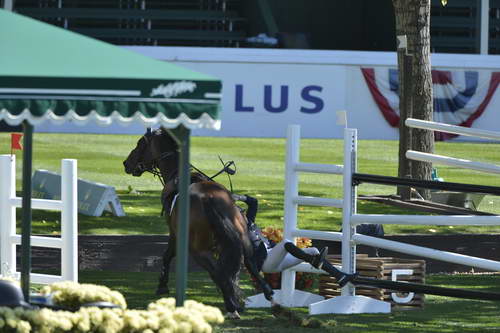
[260,227,312,249]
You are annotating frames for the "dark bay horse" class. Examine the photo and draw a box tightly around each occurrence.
[123,128,272,318]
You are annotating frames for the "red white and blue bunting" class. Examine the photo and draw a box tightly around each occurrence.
[361,68,500,140]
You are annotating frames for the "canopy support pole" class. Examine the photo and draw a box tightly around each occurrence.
[167,125,191,307]
[21,121,33,301]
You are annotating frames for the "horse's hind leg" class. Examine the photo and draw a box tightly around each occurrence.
[156,235,176,295]
[191,252,241,318]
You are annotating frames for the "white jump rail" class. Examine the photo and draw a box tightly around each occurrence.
[349,119,500,275]
[406,119,500,174]
[406,118,500,141]
[0,155,78,285]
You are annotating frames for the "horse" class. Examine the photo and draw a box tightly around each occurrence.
[122,128,273,318]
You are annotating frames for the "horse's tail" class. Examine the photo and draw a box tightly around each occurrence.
[201,194,244,300]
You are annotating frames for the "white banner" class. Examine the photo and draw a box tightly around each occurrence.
[35,47,500,140]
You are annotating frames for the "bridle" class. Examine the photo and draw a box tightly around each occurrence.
[138,129,237,190]
[141,151,177,186]
[135,132,178,187]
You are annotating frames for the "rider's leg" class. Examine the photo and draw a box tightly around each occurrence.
[243,195,258,224]
[232,194,258,224]
[283,242,356,287]
[261,240,320,273]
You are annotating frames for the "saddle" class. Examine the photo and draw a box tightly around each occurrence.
[160,172,210,216]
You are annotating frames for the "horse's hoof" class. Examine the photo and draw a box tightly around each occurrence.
[156,287,169,296]
[225,311,241,320]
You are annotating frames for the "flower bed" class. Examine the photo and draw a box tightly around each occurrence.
[0,280,224,333]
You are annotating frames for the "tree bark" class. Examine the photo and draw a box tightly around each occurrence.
[392,0,434,199]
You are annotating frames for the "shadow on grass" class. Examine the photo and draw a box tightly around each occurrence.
[24,190,168,235]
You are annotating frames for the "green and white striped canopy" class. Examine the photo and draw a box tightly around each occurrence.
[0,9,221,130]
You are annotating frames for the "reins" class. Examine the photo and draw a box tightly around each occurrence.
[143,151,176,187]
[141,128,237,192]
[145,148,236,191]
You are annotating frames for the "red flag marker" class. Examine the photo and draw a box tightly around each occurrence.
[11,133,23,152]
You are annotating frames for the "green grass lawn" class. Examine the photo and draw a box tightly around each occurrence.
[2,132,500,235]
[3,132,500,331]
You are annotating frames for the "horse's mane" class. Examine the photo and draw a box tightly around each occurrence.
[157,127,179,150]
[190,171,210,183]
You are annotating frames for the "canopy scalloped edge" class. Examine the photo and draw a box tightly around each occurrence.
[0,109,221,130]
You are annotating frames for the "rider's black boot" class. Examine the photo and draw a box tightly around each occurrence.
[320,260,358,288]
[284,242,327,269]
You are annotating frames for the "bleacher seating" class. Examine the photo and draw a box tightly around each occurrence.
[431,0,500,54]
[14,0,247,47]
[10,0,499,53]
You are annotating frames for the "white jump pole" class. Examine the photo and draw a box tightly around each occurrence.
[405,118,500,141]
[281,124,301,305]
[353,234,500,272]
[61,159,78,282]
[341,128,357,296]
[406,150,500,174]
[352,214,500,226]
[0,155,17,278]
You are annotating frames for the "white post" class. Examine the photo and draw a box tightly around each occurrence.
[61,159,78,282]
[341,128,357,296]
[281,125,300,305]
[0,155,16,278]
[3,0,13,10]
[310,128,391,315]
[480,0,489,55]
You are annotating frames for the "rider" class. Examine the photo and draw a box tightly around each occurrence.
[233,194,356,287]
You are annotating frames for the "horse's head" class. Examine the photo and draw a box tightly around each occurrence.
[123,128,178,177]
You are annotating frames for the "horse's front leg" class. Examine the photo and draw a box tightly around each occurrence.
[156,234,176,295]
[244,255,274,302]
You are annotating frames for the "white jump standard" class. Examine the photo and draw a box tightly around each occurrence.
[0,155,78,285]
[246,121,500,315]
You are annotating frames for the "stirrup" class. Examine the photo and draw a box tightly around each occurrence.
[311,246,328,269]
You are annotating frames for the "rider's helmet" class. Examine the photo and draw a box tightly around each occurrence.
[0,279,32,308]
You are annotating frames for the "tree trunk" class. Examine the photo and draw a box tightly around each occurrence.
[392,0,434,199]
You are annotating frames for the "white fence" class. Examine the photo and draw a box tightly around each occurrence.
[0,155,78,284]
[246,121,500,315]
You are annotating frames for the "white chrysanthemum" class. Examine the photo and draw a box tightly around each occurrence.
[159,328,174,333]
[176,321,192,333]
[16,320,31,333]
[149,297,176,311]
[6,317,18,328]
[41,281,127,310]
[0,284,223,333]
[157,311,178,331]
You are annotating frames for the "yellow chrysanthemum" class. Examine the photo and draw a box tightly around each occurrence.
[260,227,312,249]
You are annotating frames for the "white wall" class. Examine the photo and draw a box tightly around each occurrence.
[35,47,500,140]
